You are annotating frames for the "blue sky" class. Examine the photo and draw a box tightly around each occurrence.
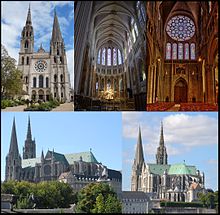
[1,112,122,181]
[122,112,218,191]
[1,1,74,87]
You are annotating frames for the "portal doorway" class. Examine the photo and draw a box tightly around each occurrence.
[174,79,187,103]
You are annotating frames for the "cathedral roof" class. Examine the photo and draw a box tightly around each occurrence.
[147,164,170,175]
[168,163,197,175]
[22,157,41,168]
[65,151,99,164]
[46,150,69,166]
[146,163,197,176]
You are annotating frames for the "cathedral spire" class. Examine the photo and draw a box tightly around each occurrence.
[26,3,32,25]
[26,115,32,140]
[51,9,63,42]
[156,121,168,165]
[135,126,144,165]
[159,121,164,146]
[9,117,19,156]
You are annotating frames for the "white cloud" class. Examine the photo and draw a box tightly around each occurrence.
[123,113,218,157]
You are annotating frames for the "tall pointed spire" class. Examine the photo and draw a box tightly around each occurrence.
[51,9,63,42]
[135,126,144,164]
[26,3,32,25]
[26,115,32,140]
[9,117,19,156]
[159,121,164,146]
[156,121,168,165]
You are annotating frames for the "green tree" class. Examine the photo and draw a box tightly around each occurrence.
[75,182,121,213]
[1,44,23,98]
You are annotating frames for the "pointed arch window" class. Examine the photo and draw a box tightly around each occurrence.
[118,49,122,65]
[107,48,111,66]
[25,40,29,49]
[102,48,106,65]
[97,49,101,64]
[22,57,24,65]
[178,43,183,60]
[113,48,117,66]
[26,56,29,65]
[184,43,189,60]
[39,75,43,88]
[166,43,171,60]
[190,43,195,60]
[172,43,177,60]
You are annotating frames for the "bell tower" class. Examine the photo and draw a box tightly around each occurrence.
[23,116,36,159]
[156,121,168,165]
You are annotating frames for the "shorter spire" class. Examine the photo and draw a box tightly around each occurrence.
[26,3,32,25]
[26,116,32,140]
[51,8,63,42]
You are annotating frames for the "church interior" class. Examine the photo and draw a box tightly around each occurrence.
[74,1,146,111]
[146,1,218,111]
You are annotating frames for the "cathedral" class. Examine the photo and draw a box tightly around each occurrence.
[146,1,218,111]
[74,1,146,111]
[17,5,71,102]
[131,123,206,202]
[5,117,121,195]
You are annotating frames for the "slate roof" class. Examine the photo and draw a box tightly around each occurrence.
[108,169,122,181]
[121,191,149,200]
[46,150,69,166]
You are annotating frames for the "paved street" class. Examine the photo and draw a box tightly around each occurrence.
[52,103,74,111]
[1,105,27,112]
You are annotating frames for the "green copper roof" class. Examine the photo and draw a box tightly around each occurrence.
[65,151,99,164]
[22,157,41,168]
[46,150,69,166]
[168,163,197,175]
[148,164,170,175]
[21,151,99,168]
[147,163,197,176]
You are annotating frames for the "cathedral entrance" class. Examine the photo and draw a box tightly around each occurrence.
[174,79,187,103]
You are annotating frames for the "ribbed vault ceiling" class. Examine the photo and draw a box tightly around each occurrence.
[92,1,136,54]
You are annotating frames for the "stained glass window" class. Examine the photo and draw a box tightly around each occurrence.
[134,23,138,37]
[97,49,101,64]
[178,43,183,59]
[102,48,106,65]
[166,15,195,41]
[184,43,189,60]
[172,43,177,60]
[113,48,117,66]
[166,43,171,60]
[118,49,122,65]
[107,48,111,66]
[190,43,196,60]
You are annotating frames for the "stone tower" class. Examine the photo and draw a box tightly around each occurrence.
[50,9,70,102]
[18,4,34,94]
[156,121,168,165]
[23,116,36,159]
[131,126,145,191]
[5,118,22,181]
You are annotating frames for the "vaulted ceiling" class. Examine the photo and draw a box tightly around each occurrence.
[91,1,137,54]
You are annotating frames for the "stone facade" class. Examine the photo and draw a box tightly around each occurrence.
[131,123,206,202]
[5,117,121,195]
[17,6,71,102]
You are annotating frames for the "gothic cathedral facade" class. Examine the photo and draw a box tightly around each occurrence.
[17,6,71,102]
[131,123,206,202]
